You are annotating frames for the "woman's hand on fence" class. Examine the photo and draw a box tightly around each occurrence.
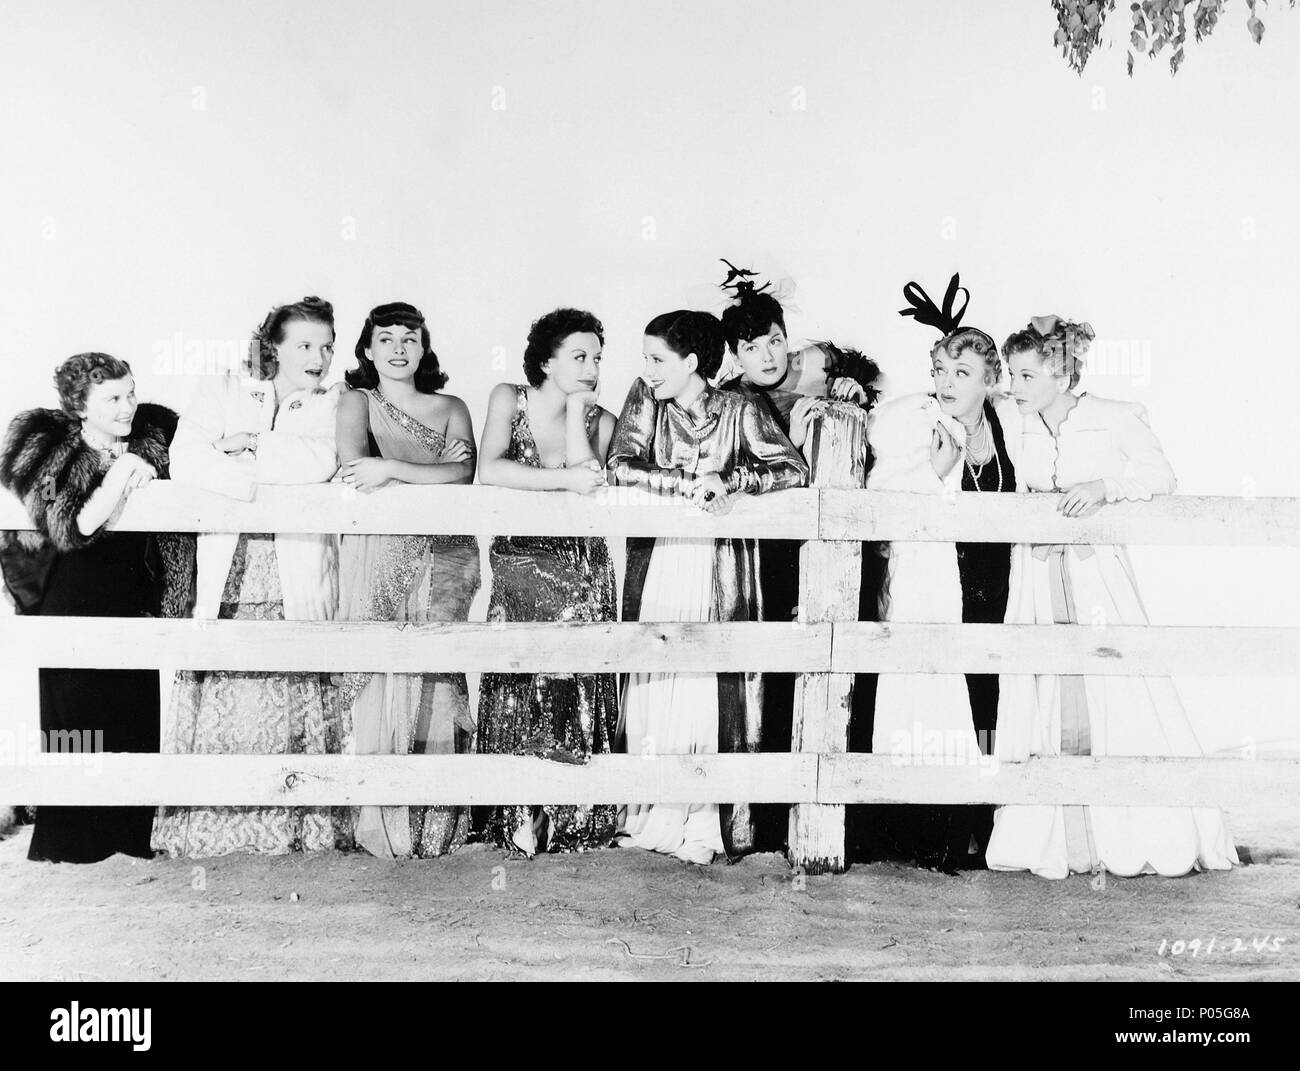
[687,472,731,515]
[437,439,473,465]
[930,423,960,479]
[789,396,821,448]
[340,457,395,493]
[213,432,254,455]
[562,460,606,495]
[828,377,866,403]
[114,453,157,495]
[1058,479,1107,517]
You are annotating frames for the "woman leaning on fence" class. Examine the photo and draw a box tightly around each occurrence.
[714,267,881,853]
[473,307,621,857]
[610,309,809,865]
[334,301,480,860]
[152,296,347,858]
[0,353,194,863]
[858,277,1021,873]
[986,315,1238,879]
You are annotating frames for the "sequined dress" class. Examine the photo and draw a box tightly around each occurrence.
[474,385,620,851]
[339,388,481,859]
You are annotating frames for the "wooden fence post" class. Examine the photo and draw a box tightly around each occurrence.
[789,402,868,874]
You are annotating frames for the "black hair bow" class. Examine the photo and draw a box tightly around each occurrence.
[898,273,969,335]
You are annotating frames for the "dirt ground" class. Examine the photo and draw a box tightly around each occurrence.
[2,804,1297,982]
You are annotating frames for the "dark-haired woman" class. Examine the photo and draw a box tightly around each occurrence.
[152,297,344,858]
[0,353,193,863]
[611,310,809,864]
[987,315,1237,879]
[474,307,620,856]
[717,277,881,851]
[335,302,480,859]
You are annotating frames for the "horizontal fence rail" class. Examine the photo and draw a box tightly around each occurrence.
[2,618,1298,676]
[3,482,1296,871]
[1,755,1296,809]
[3,484,1298,544]
[819,489,1300,545]
[0,620,832,673]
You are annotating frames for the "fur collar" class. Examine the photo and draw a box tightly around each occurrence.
[0,403,177,551]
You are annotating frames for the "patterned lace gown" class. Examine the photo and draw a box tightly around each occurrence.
[152,535,342,857]
[474,385,620,851]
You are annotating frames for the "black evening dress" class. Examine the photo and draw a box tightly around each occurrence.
[32,526,164,863]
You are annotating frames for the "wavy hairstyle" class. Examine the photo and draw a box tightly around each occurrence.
[250,296,335,380]
[522,307,605,388]
[53,353,134,417]
[1003,316,1094,390]
[644,309,726,380]
[347,302,448,393]
[932,327,1001,383]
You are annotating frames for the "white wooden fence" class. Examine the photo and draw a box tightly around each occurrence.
[2,483,1298,872]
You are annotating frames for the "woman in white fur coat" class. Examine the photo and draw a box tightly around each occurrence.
[153,296,345,858]
[986,316,1237,879]
[865,323,1021,871]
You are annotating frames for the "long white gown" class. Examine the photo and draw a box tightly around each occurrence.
[618,536,726,865]
[986,394,1238,879]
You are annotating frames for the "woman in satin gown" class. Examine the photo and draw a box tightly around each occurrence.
[610,309,809,865]
[335,302,480,858]
[987,315,1238,879]
[474,307,620,856]
[716,276,881,852]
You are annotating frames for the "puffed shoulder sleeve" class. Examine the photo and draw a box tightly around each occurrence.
[724,395,809,494]
[1103,401,1176,502]
[253,384,341,485]
[607,377,687,495]
[865,395,946,493]
[169,376,257,501]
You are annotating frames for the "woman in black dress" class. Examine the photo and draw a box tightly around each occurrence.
[0,353,192,863]
[715,273,882,851]
[859,280,1019,871]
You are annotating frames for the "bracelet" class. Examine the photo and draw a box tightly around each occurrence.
[247,433,259,455]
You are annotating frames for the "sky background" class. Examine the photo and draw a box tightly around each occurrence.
[1,1,1296,750]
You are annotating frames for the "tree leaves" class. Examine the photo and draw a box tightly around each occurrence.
[1052,0,1290,75]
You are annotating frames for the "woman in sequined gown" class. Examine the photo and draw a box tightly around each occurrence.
[474,308,619,856]
[153,297,344,858]
[335,303,480,859]
[987,316,1236,879]
[609,310,809,865]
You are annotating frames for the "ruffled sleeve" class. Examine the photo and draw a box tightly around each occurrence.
[1101,401,1176,502]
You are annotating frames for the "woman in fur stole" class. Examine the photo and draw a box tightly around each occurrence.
[0,352,193,863]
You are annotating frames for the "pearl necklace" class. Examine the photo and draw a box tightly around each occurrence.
[960,412,1003,493]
